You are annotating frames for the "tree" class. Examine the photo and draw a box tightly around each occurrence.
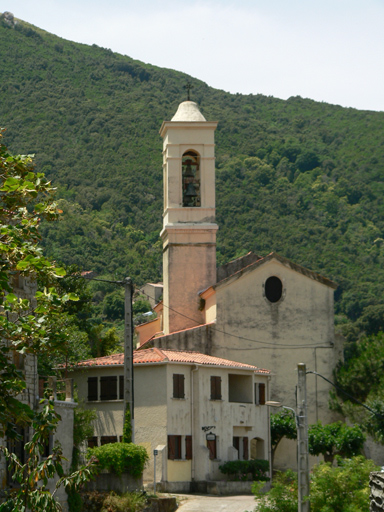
[308,421,365,463]
[270,410,297,463]
[0,396,95,512]
[0,130,78,437]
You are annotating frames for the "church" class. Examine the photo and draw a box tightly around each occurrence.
[137,99,344,469]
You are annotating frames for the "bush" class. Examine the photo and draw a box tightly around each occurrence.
[252,470,297,512]
[219,459,269,481]
[101,491,147,512]
[252,456,379,512]
[88,443,149,477]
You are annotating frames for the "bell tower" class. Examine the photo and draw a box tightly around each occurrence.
[160,101,218,334]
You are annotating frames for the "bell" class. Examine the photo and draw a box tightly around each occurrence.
[183,160,195,178]
[185,182,197,198]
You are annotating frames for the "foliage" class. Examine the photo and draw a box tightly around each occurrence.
[309,456,378,512]
[270,410,297,462]
[252,470,298,512]
[219,459,269,481]
[0,397,96,512]
[101,491,147,512]
[87,442,149,477]
[122,406,132,444]
[252,457,378,512]
[73,403,97,449]
[0,132,78,438]
[308,421,365,463]
[332,333,384,443]
[2,19,384,343]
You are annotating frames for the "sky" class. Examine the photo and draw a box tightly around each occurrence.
[4,0,384,112]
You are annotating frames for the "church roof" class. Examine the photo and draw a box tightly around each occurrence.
[171,101,206,122]
[70,348,270,373]
[202,251,338,294]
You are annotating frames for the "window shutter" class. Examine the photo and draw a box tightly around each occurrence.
[119,375,124,400]
[88,377,98,401]
[168,435,176,460]
[233,436,240,456]
[207,439,216,460]
[211,376,222,400]
[173,374,185,398]
[243,437,249,460]
[259,383,266,405]
[186,436,192,460]
[100,376,117,400]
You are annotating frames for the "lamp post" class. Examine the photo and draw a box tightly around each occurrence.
[266,363,310,512]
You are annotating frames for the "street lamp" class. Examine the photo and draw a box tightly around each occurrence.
[266,363,310,512]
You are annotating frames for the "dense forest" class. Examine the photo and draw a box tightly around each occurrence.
[1,13,384,354]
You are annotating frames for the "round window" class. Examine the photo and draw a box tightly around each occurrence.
[265,276,283,303]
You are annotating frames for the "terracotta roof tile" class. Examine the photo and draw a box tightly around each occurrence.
[72,348,270,373]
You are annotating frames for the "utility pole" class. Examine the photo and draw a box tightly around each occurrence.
[297,363,310,512]
[123,277,134,442]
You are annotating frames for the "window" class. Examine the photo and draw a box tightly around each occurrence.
[88,437,98,448]
[210,376,222,400]
[173,374,185,399]
[168,435,182,460]
[265,276,283,303]
[255,383,266,405]
[88,377,98,401]
[186,436,193,460]
[100,436,117,445]
[228,374,253,403]
[207,437,217,460]
[233,436,249,460]
[100,376,117,400]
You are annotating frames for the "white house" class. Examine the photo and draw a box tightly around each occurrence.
[69,348,271,491]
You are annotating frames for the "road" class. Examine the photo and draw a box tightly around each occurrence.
[176,494,258,512]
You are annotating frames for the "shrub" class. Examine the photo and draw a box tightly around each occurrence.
[88,443,149,477]
[252,456,379,512]
[219,459,269,481]
[101,491,147,512]
[252,470,297,512]
[310,456,378,512]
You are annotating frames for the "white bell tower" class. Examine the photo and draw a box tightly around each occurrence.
[160,101,218,334]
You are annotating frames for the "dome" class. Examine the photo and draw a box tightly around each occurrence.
[171,101,206,122]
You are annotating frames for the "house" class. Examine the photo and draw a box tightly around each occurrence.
[69,348,271,491]
[135,99,343,470]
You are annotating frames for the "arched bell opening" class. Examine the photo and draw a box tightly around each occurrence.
[182,150,201,207]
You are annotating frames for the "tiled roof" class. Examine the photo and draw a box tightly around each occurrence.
[72,348,270,374]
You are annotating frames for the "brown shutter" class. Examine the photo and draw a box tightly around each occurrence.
[243,437,249,460]
[168,435,175,460]
[233,436,240,454]
[173,374,185,398]
[211,376,222,400]
[207,439,217,460]
[259,383,266,405]
[186,436,192,460]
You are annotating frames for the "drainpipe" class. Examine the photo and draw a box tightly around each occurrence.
[191,365,199,482]
[267,375,272,479]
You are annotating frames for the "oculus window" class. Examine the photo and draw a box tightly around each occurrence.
[265,276,283,303]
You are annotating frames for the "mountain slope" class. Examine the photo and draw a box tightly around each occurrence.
[1,15,384,335]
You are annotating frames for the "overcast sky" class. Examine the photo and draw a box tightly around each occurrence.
[5,0,384,112]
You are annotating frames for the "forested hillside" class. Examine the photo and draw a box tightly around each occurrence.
[1,14,384,346]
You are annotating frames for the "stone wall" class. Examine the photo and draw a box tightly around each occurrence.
[370,472,384,511]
